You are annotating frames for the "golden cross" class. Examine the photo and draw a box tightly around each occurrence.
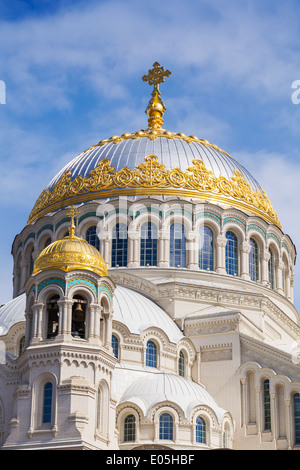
[142,62,171,92]
[66,205,80,238]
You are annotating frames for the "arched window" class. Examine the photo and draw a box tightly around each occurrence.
[263,379,271,431]
[112,334,119,359]
[46,294,59,339]
[249,238,259,281]
[146,340,157,368]
[178,350,185,377]
[140,222,158,266]
[268,248,275,289]
[71,295,86,339]
[86,225,100,251]
[42,382,53,424]
[44,237,52,248]
[225,231,238,276]
[124,414,136,442]
[19,336,25,356]
[294,393,300,445]
[196,416,206,444]
[170,223,186,268]
[199,226,213,271]
[29,248,34,276]
[159,413,173,440]
[112,223,128,267]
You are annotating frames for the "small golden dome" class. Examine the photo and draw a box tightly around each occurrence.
[33,207,107,277]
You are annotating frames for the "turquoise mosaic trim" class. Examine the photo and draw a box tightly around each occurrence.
[27,285,36,298]
[135,207,162,219]
[196,211,221,225]
[247,224,266,239]
[55,217,72,230]
[223,217,246,231]
[24,232,35,244]
[99,285,112,299]
[165,208,193,220]
[267,232,280,247]
[282,242,290,255]
[37,278,66,294]
[79,211,102,223]
[37,224,53,237]
[67,278,97,293]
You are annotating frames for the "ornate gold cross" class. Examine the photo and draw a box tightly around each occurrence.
[142,61,171,92]
[66,205,80,238]
[142,62,171,130]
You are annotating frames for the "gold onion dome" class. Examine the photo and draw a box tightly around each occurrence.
[33,207,108,277]
[27,62,280,228]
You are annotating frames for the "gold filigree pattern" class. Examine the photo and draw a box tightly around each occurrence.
[27,155,280,227]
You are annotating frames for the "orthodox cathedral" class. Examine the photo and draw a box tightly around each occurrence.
[0,62,299,451]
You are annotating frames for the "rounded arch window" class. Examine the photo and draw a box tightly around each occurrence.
[195,416,206,444]
[263,379,271,431]
[178,350,185,377]
[225,231,238,276]
[44,237,52,248]
[86,225,100,251]
[123,414,136,442]
[199,226,213,271]
[146,340,157,368]
[42,382,53,424]
[112,334,119,359]
[29,247,34,276]
[46,294,59,339]
[140,221,158,266]
[249,238,259,281]
[159,413,174,440]
[294,393,300,445]
[112,223,128,267]
[170,223,186,268]
[71,294,87,339]
[19,336,25,356]
[268,248,275,289]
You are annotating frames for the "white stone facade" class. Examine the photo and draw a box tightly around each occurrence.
[0,194,299,451]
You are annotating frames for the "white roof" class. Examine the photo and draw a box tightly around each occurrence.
[115,366,226,422]
[113,285,183,344]
[0,294,26,335]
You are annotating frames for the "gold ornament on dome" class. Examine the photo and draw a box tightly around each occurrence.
[27,154,281,227]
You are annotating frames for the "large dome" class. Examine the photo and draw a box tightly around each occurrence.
[27,61,280,228]
[27,131,280,227]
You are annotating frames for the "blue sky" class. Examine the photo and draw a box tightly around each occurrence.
[0,0,300,315]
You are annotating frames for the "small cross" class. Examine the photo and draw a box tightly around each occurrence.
[142,62,171,92]
[66,205,80,220]
[66,205,80,238]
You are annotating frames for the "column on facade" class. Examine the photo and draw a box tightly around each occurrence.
[31,302,44,342]
[255,386,261,434]
[127,230,139,267]
[285,399,292,449]
[241,241,251,281]
[261,249,270,286]
[270,392,276,438]
[215,235,227,275]
[186,231,198,270]
[158,230,170,268]
[104,312,113,351]
[20,256,27,293]
[57,299,73,340]
[99,231,110,267]
[275,260,284,295]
